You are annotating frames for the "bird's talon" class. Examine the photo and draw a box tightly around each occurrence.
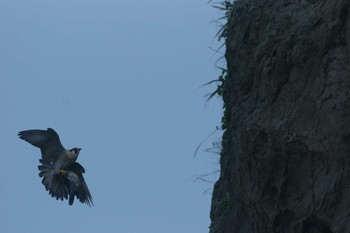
[60,170,67,176]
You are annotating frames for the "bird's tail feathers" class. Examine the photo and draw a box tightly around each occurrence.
[38,161,68,200]
[38,163,55,190]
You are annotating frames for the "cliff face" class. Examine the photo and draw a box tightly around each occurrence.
[210,0,350,232]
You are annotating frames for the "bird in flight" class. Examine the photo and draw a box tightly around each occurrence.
[18,128,93,206]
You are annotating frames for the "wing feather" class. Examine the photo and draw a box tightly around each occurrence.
[37,161,93,206]
[67,162,94,207]
[18,128,65,163]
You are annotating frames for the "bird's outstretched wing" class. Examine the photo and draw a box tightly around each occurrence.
[18,128,65,163]
[66,163,94,207]
[38,160,93,207]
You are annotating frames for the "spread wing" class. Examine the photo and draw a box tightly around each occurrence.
[38,161,93,207]
[66,163,94,207]
[18,128,65,163]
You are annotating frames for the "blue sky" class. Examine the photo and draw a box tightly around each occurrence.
[0,0,223,232]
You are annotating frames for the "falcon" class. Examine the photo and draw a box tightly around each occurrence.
[18,128,93,206]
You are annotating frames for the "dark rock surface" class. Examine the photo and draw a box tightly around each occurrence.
[209,0,350,232]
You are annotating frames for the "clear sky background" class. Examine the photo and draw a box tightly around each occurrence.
[0,1,223,232]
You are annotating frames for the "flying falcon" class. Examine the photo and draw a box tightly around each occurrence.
[18,128,93,206]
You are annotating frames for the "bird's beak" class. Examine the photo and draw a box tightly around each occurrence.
[78,148,82,151]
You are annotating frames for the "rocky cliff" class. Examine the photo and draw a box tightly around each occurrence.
[210,0,350,232]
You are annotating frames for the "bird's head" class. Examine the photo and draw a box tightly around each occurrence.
[70,147,81,158]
